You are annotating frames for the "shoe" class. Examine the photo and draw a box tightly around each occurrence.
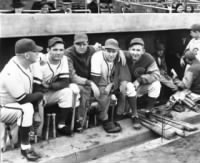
[102,120,122,133]
[131,116,142,130]
[74,120,83,133]
[21,148,41,161]
[57,125,72,136]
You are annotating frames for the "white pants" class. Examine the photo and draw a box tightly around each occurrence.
[126,81,161,98]
[0,103,34,127]
[44,85,80,108]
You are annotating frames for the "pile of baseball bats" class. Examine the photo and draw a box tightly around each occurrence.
[139,111,198,139]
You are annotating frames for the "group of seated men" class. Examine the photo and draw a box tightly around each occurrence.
[1,24,200,161]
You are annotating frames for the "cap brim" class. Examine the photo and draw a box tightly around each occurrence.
[130,42,144,47]
[34,45,43,52]
[74,39,88,43]
[104,45,119,50]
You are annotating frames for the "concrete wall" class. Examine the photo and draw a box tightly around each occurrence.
[1,14,199,38]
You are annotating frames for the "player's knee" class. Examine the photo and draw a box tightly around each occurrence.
[20,103,34,127]
[126,82,137,97]
[149,81,161,98]
[69,83,80,95]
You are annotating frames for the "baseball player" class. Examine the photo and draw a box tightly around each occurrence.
[90,38,131,133]
[180,24,200,67]
[165,50,200,111]
[0,38,43,161]
[120,38,161,126]
[65,33,126,130]
[32,37,80,136]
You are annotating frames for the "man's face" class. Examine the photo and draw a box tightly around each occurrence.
[157,49,164,57]
[129,44,144,61]
[104,48,118,62]
[48,43,64,61]
[74,41,88,54]
[14,7,23,13]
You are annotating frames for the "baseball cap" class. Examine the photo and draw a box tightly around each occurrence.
[129,38,144,47]
[48,37,64,48]
[156,43,165,51]
[74,33,88,43]
[104,38,120,50]
[15,38,43,54]
[191,24,200,32]
[11,0,24,8]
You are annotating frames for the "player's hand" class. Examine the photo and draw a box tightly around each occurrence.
[133,80,140,90]
[90,82,100,99]
[180,57,185,67]
[93,42,102,51]
[104,83,114,95]
[85,80,92,86]
[119,50,126,66]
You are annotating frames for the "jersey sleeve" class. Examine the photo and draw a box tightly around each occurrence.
[31,62,43,85]
[57,56,70,80]
[91,51,102,77]
[3,70,27,102]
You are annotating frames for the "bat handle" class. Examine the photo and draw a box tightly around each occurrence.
[52,113,56,138]
[70,93,77,134]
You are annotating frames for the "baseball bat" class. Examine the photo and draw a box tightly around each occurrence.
[140,117,176,139]
[52,113,56,138]
[45,114,51,140]
[70,93,77,134]
[152,114,198,131]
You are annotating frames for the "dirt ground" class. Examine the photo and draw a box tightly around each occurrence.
[116,132,200,163]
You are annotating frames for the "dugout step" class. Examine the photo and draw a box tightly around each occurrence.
[2,111,200,163]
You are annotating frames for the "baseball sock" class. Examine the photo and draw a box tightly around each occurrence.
[127,96,138,117]
[146,97,156,111]
[58,107,72,128]
[20,127,30,146]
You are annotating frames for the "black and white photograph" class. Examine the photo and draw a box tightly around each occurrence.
[0,0,200,163]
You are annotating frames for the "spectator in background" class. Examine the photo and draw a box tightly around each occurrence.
[87,0,98,13]
[11,0,25,13]
[174,3,185,13]
[40,1,53,13]
[57,0,72,13]
[32,0,55,11]
[185,4,194,13]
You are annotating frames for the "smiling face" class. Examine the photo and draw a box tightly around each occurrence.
[48,43,65,62]
[129,44,145,62]
[103,48,118,62]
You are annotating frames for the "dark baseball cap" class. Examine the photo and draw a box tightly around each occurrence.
[129,38,144,47]
[191,24,200,32]
[15,38,43,54]
[48,37,65,48]
[104,38,120,50]
[74,33,88,43]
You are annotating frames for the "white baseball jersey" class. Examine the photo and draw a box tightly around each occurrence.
[32,54,70,86]
[186,38,200,61]
[91,51,114,87]
[0,56,33,105]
